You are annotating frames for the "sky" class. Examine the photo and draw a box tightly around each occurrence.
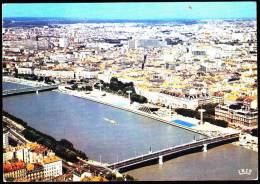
[2,2,256,20]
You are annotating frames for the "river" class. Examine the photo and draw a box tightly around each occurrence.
[124,143,258,180]
[2,82,258,180]
[3,82,204,164]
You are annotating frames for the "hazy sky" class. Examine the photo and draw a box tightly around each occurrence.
[3,2,256,19]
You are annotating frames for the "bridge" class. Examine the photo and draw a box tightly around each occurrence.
[8,128,29,144]
[108,133,239,172]
[2,85,59,97]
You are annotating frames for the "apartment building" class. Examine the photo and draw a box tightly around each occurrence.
[3,127,9,149]
[3,161,27,180]
[139,89,211,110]
[34,69,75,79]
[43,155,62,179]
[26,163,45,181]
[17,67,33,75]
[3,143,49,164]
[211,91,225,104]
[215,103,258,129]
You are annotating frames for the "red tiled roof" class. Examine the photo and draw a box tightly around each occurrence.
[4,161,26,172]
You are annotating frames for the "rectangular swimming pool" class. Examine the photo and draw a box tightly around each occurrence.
[172,119,195,127]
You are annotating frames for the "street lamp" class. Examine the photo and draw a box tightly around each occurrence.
[126,90,132,105]
[98,83,103,92]
[198,109,206,125]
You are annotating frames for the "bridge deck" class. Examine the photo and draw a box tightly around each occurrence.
[108,133,239,171]
[3,85,59,97]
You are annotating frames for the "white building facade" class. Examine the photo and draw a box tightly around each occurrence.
[43,156,62,179]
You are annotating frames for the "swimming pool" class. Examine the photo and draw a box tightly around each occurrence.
[171,119,195,127]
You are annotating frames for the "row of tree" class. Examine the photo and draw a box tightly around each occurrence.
[94,77,148,104]
[251,128,258,137]
[69,83,93,91]
[175,106,228,128]
[195,103,219,116]
[3,111,88,163]
[15,73,55,84]
[105,173,135,181]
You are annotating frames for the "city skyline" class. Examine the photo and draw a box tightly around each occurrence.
[2,1,258,182]
[3,2,256,20]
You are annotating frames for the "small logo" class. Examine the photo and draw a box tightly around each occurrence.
[238,168,252,176]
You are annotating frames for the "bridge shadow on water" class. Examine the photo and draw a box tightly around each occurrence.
[119,138,238,173]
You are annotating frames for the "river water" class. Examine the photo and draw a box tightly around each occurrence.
[2,82,258,180]
[3,82,204,164]
[125,143,258,180]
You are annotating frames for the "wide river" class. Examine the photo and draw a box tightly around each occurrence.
[2,82,258,180]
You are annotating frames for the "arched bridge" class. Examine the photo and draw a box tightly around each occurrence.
[108,133,239,172]
[3,85,59,97]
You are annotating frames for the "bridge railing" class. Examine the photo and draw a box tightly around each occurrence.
[4,87,36,93]
[3,87,36,92]
[110,138,207,167]
[3,85,59,95]
[109,133,240,167]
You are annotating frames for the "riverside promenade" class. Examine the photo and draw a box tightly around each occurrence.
[57,86,239,137]
[3,76,239,137]
[57,86,209,137]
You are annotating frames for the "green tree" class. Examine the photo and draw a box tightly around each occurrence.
[105,173,117,181]
[109,79,119,91]
[59,139,74,149]
[196,103,219,116]
[175,108,199,118]
[251,128,258,137]
[5,177,15,182]
[124,174,135,181]
[130,93,147,104]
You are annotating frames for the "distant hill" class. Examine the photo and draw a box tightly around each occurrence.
[2,17,203,28]
[3,17,254,28]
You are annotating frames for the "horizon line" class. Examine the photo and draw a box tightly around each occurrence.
[3,17,256,20]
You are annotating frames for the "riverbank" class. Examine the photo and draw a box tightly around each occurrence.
[3,76,207,136]
[3,76,239,138]
[57,86,210,137]
[7,77,257,152]
[3,76,49,87]
[3,111,88,163]
[57,88,258,152]
[3,113,130,180]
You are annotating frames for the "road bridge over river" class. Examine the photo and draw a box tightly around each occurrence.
[108,133,240,172]
[3,85,59,97]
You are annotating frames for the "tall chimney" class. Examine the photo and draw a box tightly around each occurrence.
[142,54,147,70]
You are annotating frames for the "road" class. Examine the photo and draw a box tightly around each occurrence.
[109,133,239,170]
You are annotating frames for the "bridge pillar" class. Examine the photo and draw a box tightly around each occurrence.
[159,156,163,165]
[36,90,39,94]
[202,144,207,152]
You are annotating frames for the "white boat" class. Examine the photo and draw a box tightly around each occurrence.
[103,118,118,125]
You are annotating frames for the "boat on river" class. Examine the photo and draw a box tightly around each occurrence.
[103,118,118,125]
